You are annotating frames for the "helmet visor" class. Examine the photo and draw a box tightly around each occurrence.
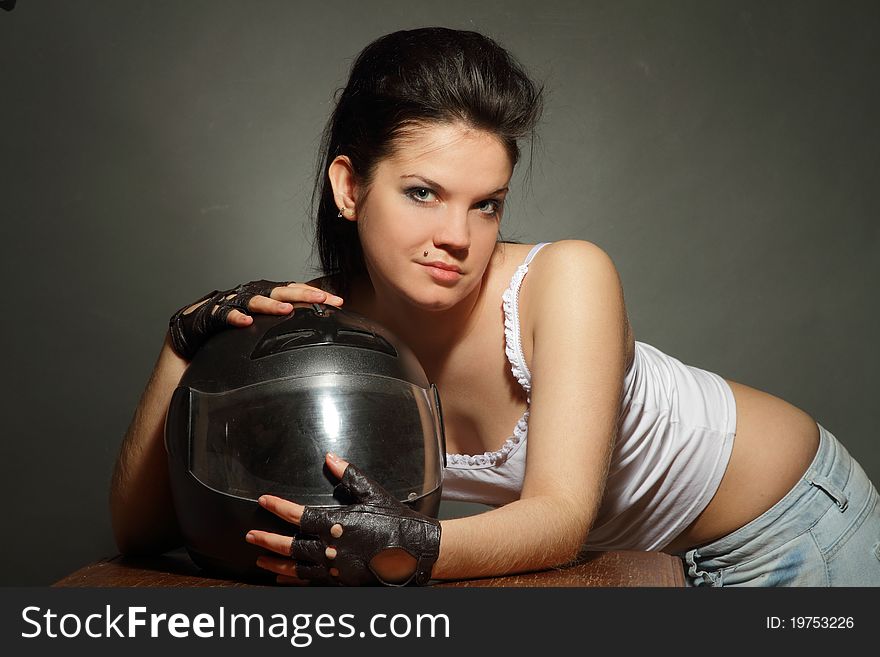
[187,373,443,504]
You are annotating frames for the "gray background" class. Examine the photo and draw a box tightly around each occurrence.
[1,0,877,586]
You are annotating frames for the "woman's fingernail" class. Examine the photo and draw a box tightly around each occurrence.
[328,452,340,463]
[258,496,267,505]
[246,533,255,543]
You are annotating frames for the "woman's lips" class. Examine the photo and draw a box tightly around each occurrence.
[419,261,463,283]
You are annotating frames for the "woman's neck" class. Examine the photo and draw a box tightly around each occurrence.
[347,276,487,375]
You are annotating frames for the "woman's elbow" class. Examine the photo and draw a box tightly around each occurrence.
[534,495,594,566]
[110,501,183,557]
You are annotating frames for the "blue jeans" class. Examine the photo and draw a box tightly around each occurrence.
[673,423,880,586]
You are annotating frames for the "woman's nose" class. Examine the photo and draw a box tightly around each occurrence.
[433,208,471,251]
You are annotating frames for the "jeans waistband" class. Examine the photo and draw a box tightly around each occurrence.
[676,422,851,570]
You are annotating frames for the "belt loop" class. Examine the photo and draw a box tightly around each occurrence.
[806,475,849,512]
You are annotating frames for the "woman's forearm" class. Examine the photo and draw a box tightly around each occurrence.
[432,495,589,581]
[109,331,188,555]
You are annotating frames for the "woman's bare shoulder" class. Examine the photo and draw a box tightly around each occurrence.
[485,240,619,303]
[536,238,615,265]
[519,239,620,292]
[518,239,632,363]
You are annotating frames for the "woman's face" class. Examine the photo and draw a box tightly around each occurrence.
[353,122,513,311]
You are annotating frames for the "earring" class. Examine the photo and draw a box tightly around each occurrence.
[337,208,344,218]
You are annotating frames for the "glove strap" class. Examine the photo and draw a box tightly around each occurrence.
[408,523,441,586]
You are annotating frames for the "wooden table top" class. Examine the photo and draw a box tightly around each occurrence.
[54,549,686,588]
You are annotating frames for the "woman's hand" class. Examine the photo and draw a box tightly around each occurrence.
[168,280,344,360]
[246,453,441,587]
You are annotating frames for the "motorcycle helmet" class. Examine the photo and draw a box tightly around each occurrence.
[165,302,446,580]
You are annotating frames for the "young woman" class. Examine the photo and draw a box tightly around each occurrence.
[110,27,880,587]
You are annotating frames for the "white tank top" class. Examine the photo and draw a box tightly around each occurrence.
[441,242,737,552]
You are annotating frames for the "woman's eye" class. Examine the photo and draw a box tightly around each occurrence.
[478,200,501,215]
[407,188,435,203]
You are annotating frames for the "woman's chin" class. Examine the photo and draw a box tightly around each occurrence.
[408,296,459,312]
[404,287,468,312]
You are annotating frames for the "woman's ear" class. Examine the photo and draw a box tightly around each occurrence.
[328,156,359,221]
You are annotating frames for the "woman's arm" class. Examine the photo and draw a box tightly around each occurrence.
[431,240,628,579]
[110,331,188,555]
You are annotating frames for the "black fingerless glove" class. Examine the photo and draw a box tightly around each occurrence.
[168,279,286,360]
[291,464,441,587]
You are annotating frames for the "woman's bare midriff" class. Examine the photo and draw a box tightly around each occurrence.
[663,379,821,555]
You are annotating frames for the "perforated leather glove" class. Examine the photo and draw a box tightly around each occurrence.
[168,279,287,360]
[291,464,441,587]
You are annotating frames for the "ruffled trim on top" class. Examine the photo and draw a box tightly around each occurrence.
[445,410,529,468]
[501,263,533,393]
